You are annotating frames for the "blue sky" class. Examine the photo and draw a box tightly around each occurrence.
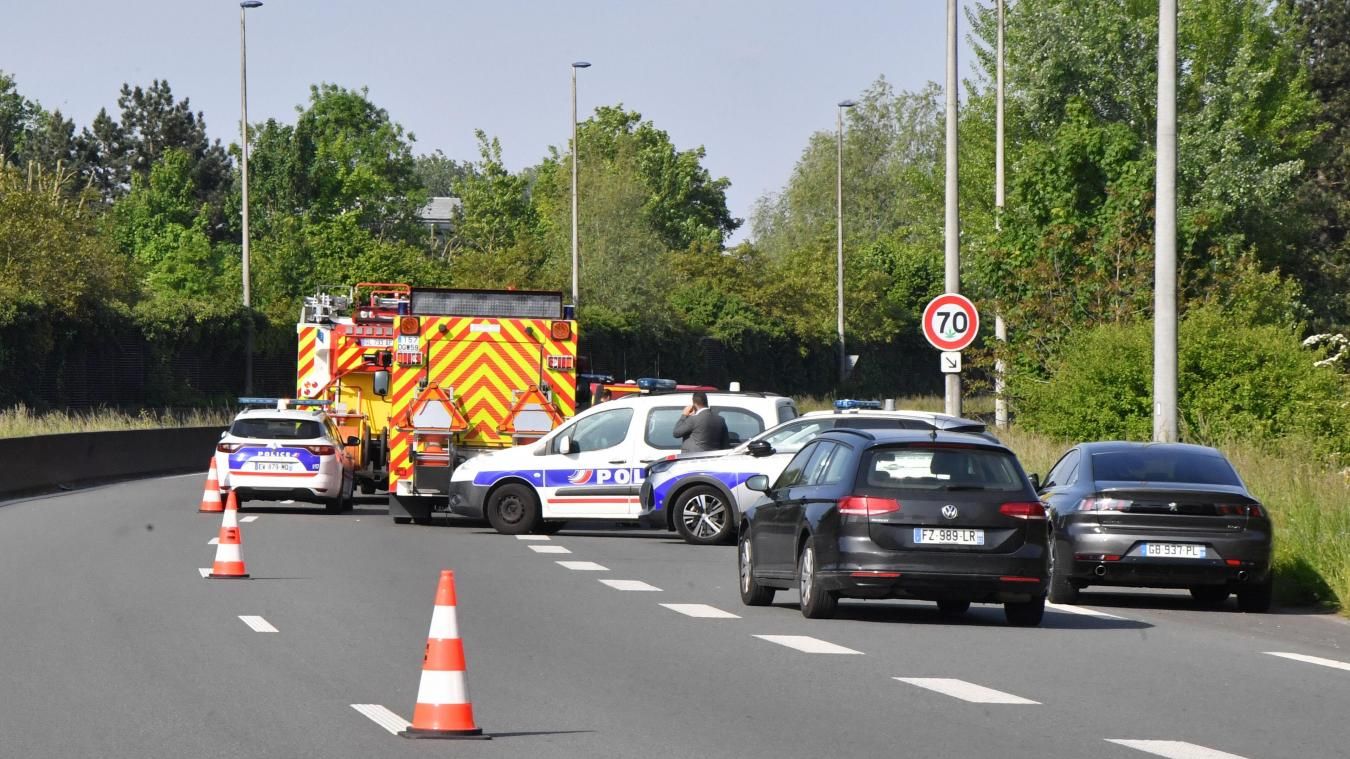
[6,0,979,242]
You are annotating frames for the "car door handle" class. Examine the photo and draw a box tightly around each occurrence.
[608,460,627,465]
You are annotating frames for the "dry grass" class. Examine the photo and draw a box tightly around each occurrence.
[0,404,233,439]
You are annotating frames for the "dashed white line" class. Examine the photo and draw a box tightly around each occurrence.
[207,537,220,545]
[240,515,259,523]
[894,677,1039,704]
[753,635,863,655]
[1046,602,1128,621]
[197,568,211,578]
[600,579,662,591]
[351,704,410,735]
[556,561,608,571]
[516,535,551,541]
[1264,651,1350,673]
[1106,739,1251,759]
[528,545,571,554]
[661,603,740,619]
[238,615,278,633]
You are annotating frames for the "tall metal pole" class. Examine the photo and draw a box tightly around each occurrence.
[570,61,590,310]
[240,1,261,395]
[1153,0,1178,442]
[944,0,961,417]
[994,0,1008,430]
[836,100,855,386]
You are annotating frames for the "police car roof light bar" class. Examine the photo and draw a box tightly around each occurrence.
[834,399,883,411]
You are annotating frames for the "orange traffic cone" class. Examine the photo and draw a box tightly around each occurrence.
[208,492,249,579]
[401,570,488,740]
[198,458,224,513]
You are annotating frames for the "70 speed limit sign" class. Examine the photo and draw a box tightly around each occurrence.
[921,293,980,352]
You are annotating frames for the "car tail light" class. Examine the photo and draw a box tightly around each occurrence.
[999,501,1046,520]
[1076,553,1122,562]
[216,443,241,453]
[1077,496,1130,512]
[305,445,336,455]
[1216,503,1265,518]
[838,496,901,517]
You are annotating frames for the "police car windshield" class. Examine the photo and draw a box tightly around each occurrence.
[231,418,324,440]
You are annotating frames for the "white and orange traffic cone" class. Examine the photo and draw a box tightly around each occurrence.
[401,570,488,740]
[208,492,249,579]
[198,458,224,513]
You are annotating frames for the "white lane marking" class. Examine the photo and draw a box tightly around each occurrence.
[1264,651,1350,673]
[753,635,863,655]
[516,535,551,541]
[528,545,571,554]
[1047,602,1128,621]
[197,568,211,578]
[207,537,220,545]
[556,561,608,571]
[1106,739,1251,759]
[894,677,1039,704]
[238,615,278,633]
[661,603,740,619]
[600,579,662,592]
[351,704,410,735]
[240,515,259,523]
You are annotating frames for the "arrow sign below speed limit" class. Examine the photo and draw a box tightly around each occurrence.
[922,293,980,352]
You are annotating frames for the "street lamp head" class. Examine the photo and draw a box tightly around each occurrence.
[240,1,263,7]
[838,99,857,108]
[572,61,591,69]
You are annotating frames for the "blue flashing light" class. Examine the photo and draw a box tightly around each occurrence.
[834,399,883,410]
[237,397,331,408]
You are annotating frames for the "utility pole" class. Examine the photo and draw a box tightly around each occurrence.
[944,0,961,417]
[994,0,1008,430]
[836,99,856,386]
[239,0,262,395]
[1153,0,1178,442]
[570,61,590,311]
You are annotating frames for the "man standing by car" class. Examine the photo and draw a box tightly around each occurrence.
[672,391,729,452]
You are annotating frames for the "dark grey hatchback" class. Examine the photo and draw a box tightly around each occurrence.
[738,429,1049,626]
[1037,442,1273,612]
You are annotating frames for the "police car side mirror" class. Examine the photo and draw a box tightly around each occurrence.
[747,440,774,458]
[746,474,770,492]
[373,370,390,397]
[558,435,578,455]
[1028,473,1041,491]
[219,430,227,439]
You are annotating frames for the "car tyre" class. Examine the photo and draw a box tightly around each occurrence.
[358,477,376,495]
[325,476,352,514]
[937,600,971,617]
[1004,596,1046,627]
[486,483,540,535]
[738,530,775,607]
[1237,572,1273,613]
[674,486,734,546]
[798,542,837,619]
[1048,538,1079,604]
[538,521,566,534]
[1189,586,1230,606]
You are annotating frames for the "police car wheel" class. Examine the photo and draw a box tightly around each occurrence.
[486,483,540,535]
[674,486,733,546]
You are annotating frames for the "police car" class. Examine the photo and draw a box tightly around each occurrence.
[445,392,798,534]
[640,407,996,545]
[215,399,358,512]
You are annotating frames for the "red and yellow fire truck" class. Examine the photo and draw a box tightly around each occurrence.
[296,283,579,522]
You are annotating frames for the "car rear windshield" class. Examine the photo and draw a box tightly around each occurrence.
[230,418,324,440]
[1090,450,1241,486]
[862,446,1025,492]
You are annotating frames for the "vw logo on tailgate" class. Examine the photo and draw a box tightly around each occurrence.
[941,504,959,520]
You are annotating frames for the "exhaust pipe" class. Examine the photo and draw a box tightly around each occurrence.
[1238,570,1249,582]
[1093,564,1107,577]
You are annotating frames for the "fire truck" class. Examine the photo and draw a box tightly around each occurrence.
[296,283,579,523]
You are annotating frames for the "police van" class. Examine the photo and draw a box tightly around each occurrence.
[445,392,797,534]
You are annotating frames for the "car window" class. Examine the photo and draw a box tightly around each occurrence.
[718,409,765,445]
[561,408,634,453]
[863,446,1025,492]
[777,402,799,424]
[644,407,689,449]
[816,443,853,486]
[230,418,324,440]
[1090,449,1242,486]
[1044,449,1080,488]
[762,419,835,449]
[800,442,837,486]
[774,442,819,489]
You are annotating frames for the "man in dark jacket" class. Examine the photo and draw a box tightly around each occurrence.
[671,391,729,453]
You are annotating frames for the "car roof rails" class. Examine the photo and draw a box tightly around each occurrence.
[822,427,878,442]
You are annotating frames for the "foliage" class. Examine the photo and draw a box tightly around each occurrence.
[414,150,474,197]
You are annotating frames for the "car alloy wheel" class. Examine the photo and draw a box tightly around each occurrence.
[738,530,775,606]
[798,542,837,619]
[676,487,732,545]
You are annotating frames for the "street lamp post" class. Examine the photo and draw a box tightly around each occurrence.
[240,0,262,395]
[836,99,856,386]
[570,61,591,311]
[943,0,961,417]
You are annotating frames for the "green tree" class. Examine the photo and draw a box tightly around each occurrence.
[414,150,474,197]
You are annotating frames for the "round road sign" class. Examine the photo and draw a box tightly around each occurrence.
[922,293,980,352]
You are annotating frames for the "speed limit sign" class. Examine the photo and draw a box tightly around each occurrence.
[922,293,980,352]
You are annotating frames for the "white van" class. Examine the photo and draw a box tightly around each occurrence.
[445,392,798,534]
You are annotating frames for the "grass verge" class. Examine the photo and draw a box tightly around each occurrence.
[0,404,234,438]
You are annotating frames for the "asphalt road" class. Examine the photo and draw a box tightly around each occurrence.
[2,475,1348,759]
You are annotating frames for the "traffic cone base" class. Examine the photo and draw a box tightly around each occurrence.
[198,458,224,513]
[400,570,488,739]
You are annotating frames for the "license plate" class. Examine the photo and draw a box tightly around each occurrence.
[1143,543,1206,559]
[914,527,985,546]
[251,462,295,472]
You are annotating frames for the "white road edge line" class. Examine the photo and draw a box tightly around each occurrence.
[351,704,410,736]
[753,635,863,655]
[1264,651,1350,673]
[197,568,211,578]
[207,538,219,545]
[528,545,572,554]
[661,603,740,619]
[1046,602,1128,621]
[1105,739,1251,759]
[516,535,551,541]
[600,579,662,591]
[238,615,278,633]
[240,515,259,523]
[556,561,608,571]
[894,677,1038,704]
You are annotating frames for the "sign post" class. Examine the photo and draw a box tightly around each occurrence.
[922,294,980,400]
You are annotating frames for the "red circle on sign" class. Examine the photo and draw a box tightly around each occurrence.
[922,293,980,351]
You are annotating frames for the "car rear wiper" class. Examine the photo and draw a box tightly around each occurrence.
[943,485,990,491]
